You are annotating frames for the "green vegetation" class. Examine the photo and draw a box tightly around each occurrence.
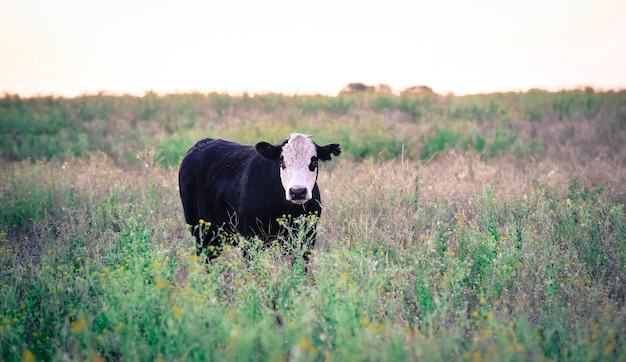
[2,89,625,165]
[1,89,625,361]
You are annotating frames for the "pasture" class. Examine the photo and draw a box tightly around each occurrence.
[1,90,625,361]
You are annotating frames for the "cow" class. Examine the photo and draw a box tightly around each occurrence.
[178,133,341,263]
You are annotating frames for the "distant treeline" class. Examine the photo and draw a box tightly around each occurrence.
[1,89,624,166]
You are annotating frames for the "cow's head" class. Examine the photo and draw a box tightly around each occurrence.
[256,133,341,204]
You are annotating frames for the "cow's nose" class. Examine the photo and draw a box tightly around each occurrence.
[289,187,307,200]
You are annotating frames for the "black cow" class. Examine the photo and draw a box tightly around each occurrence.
[178,133,341,261]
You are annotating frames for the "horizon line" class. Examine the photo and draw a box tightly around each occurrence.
[2,84,624,99]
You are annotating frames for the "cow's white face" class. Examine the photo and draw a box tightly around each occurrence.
[255,133,341,205]
[279,134,318,204]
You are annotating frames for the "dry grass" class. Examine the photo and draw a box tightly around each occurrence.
[2,146,625,360]
[318,151,626,251]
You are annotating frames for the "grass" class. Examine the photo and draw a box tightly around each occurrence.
[2,89,625,164]
[1,89,626,361]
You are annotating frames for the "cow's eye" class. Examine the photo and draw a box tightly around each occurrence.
[309,157,318,171]
[279,157,286,170]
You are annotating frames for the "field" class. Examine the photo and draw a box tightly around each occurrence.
[1,89,626,361]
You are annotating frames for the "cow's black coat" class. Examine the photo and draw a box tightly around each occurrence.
[178,136,340,261]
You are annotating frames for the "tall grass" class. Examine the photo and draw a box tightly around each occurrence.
[2,90,625,165]
[1,89,625,360]
[1,152,625,361]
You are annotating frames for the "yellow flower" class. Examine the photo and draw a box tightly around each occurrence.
[187,254,200,262]
[172,305,184,318]
[21,349,35,362]
[298,337,313,352]
[155,278,170,290]
[368,322,385,334]
[71,316,87,334]
[115,322,124,331]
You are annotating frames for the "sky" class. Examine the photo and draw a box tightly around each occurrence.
[1,0,625,97]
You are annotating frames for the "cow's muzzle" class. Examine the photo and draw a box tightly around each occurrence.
[289,187,308,203]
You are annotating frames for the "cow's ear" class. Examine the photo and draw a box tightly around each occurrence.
[317,143,341,161]
[255,142,282,160]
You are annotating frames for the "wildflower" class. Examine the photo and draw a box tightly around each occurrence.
[172,305,184,318]
[298,337,311,351]
[368,322,385,334]
[155,278,170,290]
[473,351,481,361]
[115,322,124,331]
[21,349,35,362]
[71,316,87,334]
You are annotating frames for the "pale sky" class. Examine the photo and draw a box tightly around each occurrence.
[1,0,624,96]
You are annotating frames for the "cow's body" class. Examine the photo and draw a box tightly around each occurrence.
[178,134,340,260]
